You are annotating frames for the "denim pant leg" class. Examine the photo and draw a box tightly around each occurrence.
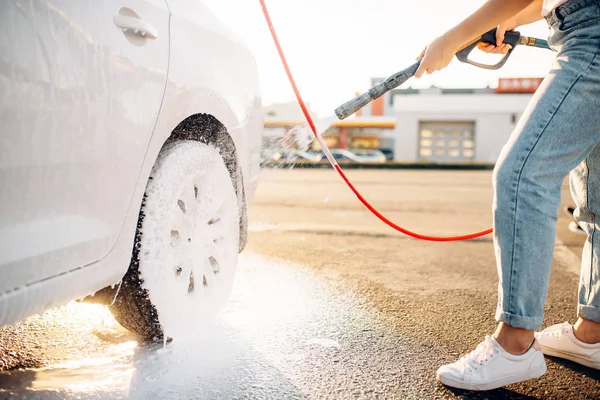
[570,146,600,323]
[493,11,600,330]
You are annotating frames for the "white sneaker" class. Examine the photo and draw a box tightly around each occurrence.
[535,322,600,369]
[436,335,547,391]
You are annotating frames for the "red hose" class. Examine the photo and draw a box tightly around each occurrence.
[259,0,493,241]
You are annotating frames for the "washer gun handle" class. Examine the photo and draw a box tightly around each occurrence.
[334,28,551,120]
[455,28,550,69]
[455,28,520,69]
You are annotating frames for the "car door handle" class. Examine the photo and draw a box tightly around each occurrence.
[113,15,158,39]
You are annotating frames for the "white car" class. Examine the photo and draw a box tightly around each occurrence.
[0,1,263,340]
[351,149,387,163]
[320,149,366,163]
[284,151,322,163]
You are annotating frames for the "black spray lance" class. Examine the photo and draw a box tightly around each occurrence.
[334,28,552,120]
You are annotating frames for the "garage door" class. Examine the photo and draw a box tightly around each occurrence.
[418,121,475,163]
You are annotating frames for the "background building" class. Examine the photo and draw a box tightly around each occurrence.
[390,77,541,163]
[263,77,542,164]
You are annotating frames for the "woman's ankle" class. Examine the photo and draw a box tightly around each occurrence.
[573,317,600,344]
[493,322,535,355]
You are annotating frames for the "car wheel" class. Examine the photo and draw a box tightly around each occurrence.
[109,140,240,341]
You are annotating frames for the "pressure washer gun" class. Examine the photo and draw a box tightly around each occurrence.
[334,28,552,120]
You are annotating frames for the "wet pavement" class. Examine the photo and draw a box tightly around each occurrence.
[1,169,600,399]
[0,253,452,399]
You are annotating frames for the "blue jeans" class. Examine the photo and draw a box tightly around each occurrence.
[493,0,600,330]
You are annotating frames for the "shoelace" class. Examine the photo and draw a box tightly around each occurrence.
[538,323,570,338]
[459,336,499,372]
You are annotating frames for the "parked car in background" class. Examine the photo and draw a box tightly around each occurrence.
[378,148,395,161]
[0,0,262,341]
[284,150,322,163]
[351,149,387,163]
[320,149,367,163]
[261,148,283,164]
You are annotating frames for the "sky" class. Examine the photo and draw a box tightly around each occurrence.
[202,0,556,117]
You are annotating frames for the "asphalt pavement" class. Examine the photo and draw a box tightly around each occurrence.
[1,168,599,399]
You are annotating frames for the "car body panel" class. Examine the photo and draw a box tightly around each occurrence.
[0,0,263,327]
[165,0,262,198]
[0,0,170,294]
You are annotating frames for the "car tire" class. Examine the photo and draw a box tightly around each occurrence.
[109,140,240,341]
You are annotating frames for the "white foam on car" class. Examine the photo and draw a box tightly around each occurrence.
[139,141,240,340]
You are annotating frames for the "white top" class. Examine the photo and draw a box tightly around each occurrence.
[542,0,568,16]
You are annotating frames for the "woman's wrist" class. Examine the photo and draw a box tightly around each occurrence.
[445,25,476,50]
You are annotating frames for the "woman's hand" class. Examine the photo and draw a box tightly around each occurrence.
[415,18,517,79]
[478,19,517,54]
[414,34,463,78]
[413,0,540,79]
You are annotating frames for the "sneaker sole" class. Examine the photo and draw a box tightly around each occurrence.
[540,346,600,370]
[436,363,547,391]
